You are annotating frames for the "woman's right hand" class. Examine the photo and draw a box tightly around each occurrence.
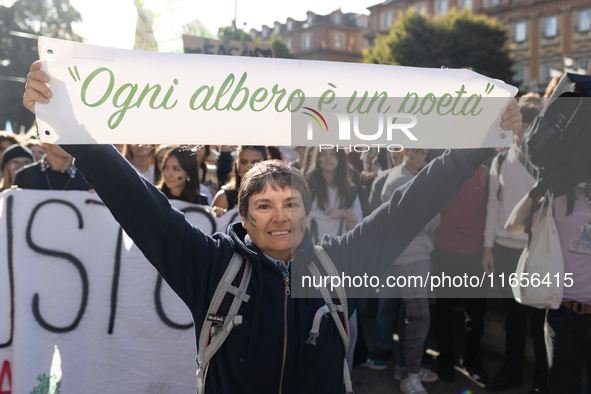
[24,60,52,115]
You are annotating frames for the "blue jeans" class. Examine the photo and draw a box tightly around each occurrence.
[374,297,400,351]
[392,259,430,374]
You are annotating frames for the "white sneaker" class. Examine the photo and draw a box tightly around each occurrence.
[400,373,428,394]
[395,365,439,383]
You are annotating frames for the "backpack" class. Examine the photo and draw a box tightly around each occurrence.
[196,246,354,394]
[518,73,591,204]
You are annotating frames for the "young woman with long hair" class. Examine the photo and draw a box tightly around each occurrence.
[306,147,363,232]
[211,146,267,215]
[157,146,207,205]
[123,144,156,183]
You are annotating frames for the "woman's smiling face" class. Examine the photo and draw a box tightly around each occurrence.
[241,185,307,263]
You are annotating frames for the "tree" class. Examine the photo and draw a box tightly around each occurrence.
[217,22,252,42]
[365,8,514,84]
[0,0,81,134]
[217,25,294,59]
[270,34,293,59]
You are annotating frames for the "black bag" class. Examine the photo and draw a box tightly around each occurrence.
[518,73,591,201]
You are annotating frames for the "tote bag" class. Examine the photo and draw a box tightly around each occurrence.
[512,192,565,309]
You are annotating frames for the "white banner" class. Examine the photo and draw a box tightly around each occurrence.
[35,37,518,148]
[0,189,240,394]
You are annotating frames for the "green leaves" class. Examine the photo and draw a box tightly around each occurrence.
[0,0,83,134]
[30,373,61,394]
[364,8,514,84]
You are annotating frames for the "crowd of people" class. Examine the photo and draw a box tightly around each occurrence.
[8,61,591,394]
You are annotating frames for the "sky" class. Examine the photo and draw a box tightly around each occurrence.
[68,0,380,50]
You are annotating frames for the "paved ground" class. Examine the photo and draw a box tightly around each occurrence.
[351,351,535,394]
[351,299,538,394]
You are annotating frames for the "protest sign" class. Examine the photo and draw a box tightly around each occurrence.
[0,189,240,393]
[183,35,274,57]
[34,37,518,148]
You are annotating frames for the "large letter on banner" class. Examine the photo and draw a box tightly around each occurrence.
[34,37,518,148]
[0,189,237,393]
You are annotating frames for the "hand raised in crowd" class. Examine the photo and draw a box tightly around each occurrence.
[23,60,51,115]
[500,98,523,137]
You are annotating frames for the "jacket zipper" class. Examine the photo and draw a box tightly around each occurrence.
[279,276,290,394]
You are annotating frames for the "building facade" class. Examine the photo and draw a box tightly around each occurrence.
[366,0,591,93]
[251,9,369,63]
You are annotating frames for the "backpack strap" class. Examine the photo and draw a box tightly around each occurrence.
[196,252,251,394]
[307,245,353,394]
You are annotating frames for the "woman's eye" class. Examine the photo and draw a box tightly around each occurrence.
[258,204,269,210]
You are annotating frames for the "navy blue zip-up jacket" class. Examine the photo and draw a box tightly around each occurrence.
[62,144,493,394]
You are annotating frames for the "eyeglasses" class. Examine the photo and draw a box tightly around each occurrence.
[6,160,32,170]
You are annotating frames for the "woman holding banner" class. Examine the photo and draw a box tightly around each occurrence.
[23,60,523,394]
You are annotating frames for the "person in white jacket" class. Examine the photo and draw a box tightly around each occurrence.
[481,106,548,393]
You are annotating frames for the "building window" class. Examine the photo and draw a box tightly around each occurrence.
[285,39,292,50]
[579,11,591,32]
[414,3,427,14]
[578,57,590,73]
[307,15,313,25]
[541,61,559,85]
[251,32,257,41]
[483,0,499,8]
[287,21,293,31]
[513,21,527,42]
[380,11,393,30]
[513,65,528,88]
[544,16,558,37]
[334,14,341,25]
[302,34,311,50]
[334,33,344,49]
[458,0,473,10]
[436,0,449,16]
[358,18,366,28]
[275,25,280,35]
[262,28,268,39]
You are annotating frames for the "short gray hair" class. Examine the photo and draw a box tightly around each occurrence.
[238,160,311,218]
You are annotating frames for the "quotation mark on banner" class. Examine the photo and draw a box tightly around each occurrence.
[485,82,495,95]
[68,66,81,82]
